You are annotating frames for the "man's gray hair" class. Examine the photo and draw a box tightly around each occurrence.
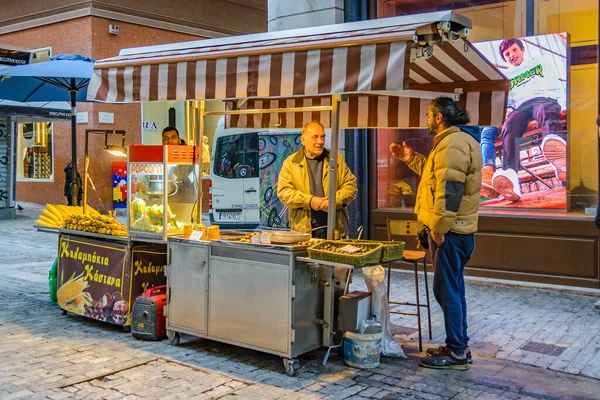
[301,120,325,136]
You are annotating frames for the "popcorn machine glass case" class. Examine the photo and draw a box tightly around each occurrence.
[128,145,200,240]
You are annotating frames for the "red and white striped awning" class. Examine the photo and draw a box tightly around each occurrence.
[88,11,508,128]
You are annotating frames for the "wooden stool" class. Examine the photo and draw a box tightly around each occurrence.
[386,249,433,351]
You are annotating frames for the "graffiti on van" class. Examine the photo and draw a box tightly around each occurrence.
[259,133,302,228]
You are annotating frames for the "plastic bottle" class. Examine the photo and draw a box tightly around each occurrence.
[359,314,383,334]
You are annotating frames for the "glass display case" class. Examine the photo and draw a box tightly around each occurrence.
[128,145,200,240]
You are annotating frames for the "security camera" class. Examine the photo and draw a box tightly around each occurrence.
[109,24,119,35]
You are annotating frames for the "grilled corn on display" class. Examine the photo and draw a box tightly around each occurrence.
[35,204,127,237]
[63,214,127,237]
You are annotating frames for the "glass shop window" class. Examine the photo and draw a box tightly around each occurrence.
[16,122,54,181]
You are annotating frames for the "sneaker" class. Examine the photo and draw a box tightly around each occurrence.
[542,134,567,183]
[492,168,522,202]
[480,165,498,198]
[419,347,469,371]
[426,345,473,364]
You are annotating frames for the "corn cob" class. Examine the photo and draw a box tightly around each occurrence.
[39,215,57,227]
[47,204,63,219]
[42,209,61,223]
[35,219,55,228]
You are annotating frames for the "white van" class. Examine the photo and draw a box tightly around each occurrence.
[209,117,302,229]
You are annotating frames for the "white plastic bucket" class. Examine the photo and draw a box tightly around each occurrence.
[343,331,383,369]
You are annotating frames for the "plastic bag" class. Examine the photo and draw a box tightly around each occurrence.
[359,314,383,334]
[48,257,58,303]
[362,265,406,358]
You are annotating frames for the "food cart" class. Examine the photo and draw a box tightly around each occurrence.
[87,10,509,373]
[57,230,167,330]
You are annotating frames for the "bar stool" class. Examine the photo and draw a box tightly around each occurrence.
[386,220,433,352]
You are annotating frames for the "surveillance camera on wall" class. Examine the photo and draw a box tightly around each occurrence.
[109,24,119,35]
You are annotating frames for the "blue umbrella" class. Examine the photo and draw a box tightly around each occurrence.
[0,54,95,201]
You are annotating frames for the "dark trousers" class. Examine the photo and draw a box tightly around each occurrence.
[428,231,475,354]
[501,97,562,171]
[66,195,81,206]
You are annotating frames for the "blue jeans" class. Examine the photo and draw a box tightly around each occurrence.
[481,126,500,167]
[428,231,475,355]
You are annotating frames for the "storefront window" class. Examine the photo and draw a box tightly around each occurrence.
[16,121,54,181]
[375,0,599,213]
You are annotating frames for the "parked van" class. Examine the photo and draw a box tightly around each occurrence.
[209,117,302,229]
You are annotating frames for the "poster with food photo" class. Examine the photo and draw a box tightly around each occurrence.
[473,33,568,209]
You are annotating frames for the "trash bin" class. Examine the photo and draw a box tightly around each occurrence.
[49,257,58,302]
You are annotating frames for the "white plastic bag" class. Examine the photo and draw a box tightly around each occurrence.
[362,265,407,358]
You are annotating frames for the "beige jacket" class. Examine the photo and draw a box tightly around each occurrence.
[277,148,357,237]
[407,125,482,235]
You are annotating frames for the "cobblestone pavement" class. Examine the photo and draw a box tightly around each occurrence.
[1,203,600,399]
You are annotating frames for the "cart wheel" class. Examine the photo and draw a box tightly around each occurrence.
[122,325,131,333]
[283,358,300,377]
[61,309,67,315]
[167,330,181,346]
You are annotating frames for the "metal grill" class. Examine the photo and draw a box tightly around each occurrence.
[211,245,289,265]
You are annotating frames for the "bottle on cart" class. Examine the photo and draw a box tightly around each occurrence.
[359,314,383,334]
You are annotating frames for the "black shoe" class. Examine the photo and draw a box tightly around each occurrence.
[420,347,469,370]
[426,345,472,364]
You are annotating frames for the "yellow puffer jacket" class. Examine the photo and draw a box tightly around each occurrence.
[407,125,482,235]
[277,147,357,237]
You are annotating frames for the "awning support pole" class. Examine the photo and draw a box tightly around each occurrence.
[196,100,205,226]
[323,94,341,348]
[326,94,341,240]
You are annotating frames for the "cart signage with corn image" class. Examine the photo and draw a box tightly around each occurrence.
[58,235,167,328]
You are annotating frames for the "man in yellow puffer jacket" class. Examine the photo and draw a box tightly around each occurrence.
[391,97,482,371]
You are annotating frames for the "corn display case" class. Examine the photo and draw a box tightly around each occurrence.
[128,145,200,241]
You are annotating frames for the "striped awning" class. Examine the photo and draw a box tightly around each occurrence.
[225,90,507,129]
[88,10,508,128]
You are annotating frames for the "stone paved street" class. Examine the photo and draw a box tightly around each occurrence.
[1,203,600,399]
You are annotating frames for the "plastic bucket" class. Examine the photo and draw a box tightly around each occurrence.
[343,331,382,369]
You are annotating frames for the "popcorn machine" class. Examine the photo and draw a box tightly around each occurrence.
[128,145,200,241]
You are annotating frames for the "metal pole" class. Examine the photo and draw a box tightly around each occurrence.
[83,131,89,215]
[326,95,341,240]
[196,101,205,225]
[323,94,341,348]
[70,81,78,205]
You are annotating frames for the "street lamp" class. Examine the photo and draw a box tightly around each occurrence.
[83,129,127,215]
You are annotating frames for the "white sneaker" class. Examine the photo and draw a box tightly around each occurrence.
[541,134,567,183]
[492,168,522,202]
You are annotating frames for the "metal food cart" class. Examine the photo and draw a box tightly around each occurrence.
[165,238,330,375]
[88,10,509,374]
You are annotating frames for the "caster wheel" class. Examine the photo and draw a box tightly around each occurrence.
[167,330,181,346]
[61,309,67,315]
[122,325,131,332]
[283,358,300,376]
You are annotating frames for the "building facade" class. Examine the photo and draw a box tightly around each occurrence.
[0,0,267,209]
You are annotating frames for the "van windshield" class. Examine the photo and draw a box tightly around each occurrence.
[214,133,259,179]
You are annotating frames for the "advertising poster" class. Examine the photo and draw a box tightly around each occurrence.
[259,133,302,228]
[57,235,129,325]
[57,235,167,326]
[112,160,127,209]
[473,34,568,209]
[129,245,168,304]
